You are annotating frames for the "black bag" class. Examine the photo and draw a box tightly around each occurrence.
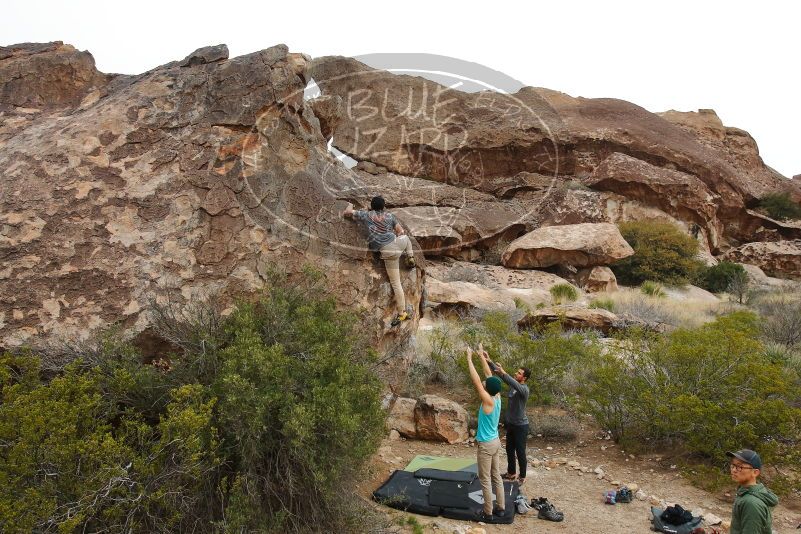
[661,504,693,525]
[650,507,703,534]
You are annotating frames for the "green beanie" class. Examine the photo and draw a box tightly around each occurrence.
[485,376,502,395]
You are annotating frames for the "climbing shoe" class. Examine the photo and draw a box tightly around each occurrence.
[404,254,416,268]
[390,311,410,327]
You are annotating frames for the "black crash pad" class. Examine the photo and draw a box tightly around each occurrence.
[373,470,518,524]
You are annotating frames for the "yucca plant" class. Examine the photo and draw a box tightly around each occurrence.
[550,283,579,305]
[640,281,666,298]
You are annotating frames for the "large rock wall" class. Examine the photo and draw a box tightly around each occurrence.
[0,43,424,362]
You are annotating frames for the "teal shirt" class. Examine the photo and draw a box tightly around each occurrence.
[476,396,501,442]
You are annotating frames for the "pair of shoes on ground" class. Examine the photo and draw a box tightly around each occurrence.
[531,497,564,522]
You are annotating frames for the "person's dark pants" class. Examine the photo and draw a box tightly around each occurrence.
[505,423,529,478]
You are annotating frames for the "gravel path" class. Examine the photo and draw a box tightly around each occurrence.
[358,436,801,533]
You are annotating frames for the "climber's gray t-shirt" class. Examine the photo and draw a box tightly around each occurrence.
[353,210,398,251]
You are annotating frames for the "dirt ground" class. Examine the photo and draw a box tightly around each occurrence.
[357,433,801,534]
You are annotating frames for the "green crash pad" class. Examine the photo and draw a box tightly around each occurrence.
[403,455,478,473]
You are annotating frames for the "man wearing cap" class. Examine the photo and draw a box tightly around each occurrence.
[727,448,778,534]
[466,346,505,521]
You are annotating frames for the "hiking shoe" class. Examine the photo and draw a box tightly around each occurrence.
[530,497,548,510]
[538,501,564,522]
[390,311,410,327]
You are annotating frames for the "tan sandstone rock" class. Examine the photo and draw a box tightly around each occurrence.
[386,397,418,438]
[501,223,634,269]
[414,394,469,444]
[425,260,573,313]
[517,305,620,334]
[724,240,801,280]
[575,266,618,293]
[0,43,424,368]
[311,56,801,244]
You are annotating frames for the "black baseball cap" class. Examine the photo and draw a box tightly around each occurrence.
[726,449,762,470]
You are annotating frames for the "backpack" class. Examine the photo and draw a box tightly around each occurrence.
[616,486,633,503]
[661,505,693,525]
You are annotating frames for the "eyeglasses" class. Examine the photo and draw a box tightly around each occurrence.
[729,463,755,472]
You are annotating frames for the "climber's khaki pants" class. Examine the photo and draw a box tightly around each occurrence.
[477,437,505,515]
[380,235,413,313]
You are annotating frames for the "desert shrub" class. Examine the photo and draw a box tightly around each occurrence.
[589,298,616,312]
[550,283,579,304]
[612,221,703,286]
[0,269,385,533]
[461,311,602,404]
[528,411,581,441]
[0,354,219,533]
[403,323,468,396]
[696,261,748,294]
[758,192,801,221]
[579,312,801,477]
[640,281,666,298]
[752,292,801,349]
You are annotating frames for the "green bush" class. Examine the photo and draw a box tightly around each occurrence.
[578,312,801,477]
[758,192,801,221]
[640,281,666,298]
[550,283,579,305]
[0,269,385,533]
[696,261,748,294]
[461,311,602,404]
[612,221,703,286]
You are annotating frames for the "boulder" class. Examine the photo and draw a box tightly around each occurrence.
[723,240,801,280]
[0,43,424,363]
[178,44,229,67]
[501,223,634,269]
[659,109,801,203]
[575,266,618,293]
[414,394,469,443]
[425,261,574,313]
[738,263,795,290]
[661,285,720,303]
[0,42,109,110]
[517,306,619,334]
[386,397,417,438]
[586,152,722,250]
[310,56,801,244]
[326,169,533,259]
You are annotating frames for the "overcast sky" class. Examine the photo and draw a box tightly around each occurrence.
[3,0,798,178]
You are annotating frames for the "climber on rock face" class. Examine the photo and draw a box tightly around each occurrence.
[343,196,416,326]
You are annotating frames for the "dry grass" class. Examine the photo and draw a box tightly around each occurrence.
[602,287,722,329]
